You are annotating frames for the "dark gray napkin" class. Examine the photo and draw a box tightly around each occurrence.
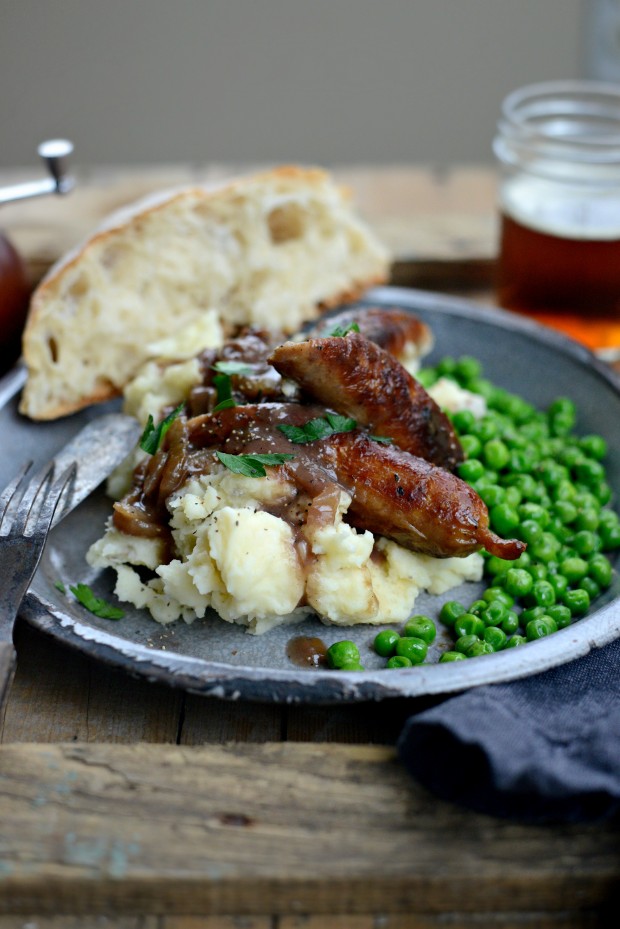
[398,638,620,823]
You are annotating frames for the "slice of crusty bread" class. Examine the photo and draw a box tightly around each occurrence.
[20,166,389,420]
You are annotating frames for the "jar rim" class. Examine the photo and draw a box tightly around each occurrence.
[495,80,620,179]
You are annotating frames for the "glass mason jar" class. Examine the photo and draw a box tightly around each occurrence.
[493,80,620,356]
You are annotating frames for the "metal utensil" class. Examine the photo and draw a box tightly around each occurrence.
[0,413,140,706]
[0,139,74,206]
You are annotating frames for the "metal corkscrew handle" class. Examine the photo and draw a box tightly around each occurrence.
[0,139,74,206]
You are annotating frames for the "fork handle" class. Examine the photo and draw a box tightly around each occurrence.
[0,641,17,710]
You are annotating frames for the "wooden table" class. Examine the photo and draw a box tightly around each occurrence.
[0,166,618,928]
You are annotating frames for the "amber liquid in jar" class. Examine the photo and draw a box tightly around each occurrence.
[497,211,620,352]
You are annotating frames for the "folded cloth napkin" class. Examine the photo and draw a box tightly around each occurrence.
[398,637,620,823]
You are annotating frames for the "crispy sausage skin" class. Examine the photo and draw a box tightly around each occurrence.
[269,333,464,471]
[304,305,434,365]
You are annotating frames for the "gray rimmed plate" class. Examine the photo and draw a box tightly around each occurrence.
[2,286,619,703]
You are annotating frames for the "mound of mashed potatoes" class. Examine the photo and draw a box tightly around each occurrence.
[86,314,485,634]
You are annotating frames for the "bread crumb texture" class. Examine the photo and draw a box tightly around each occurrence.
[20,166,389,420]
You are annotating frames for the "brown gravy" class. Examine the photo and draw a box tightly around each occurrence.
[286,635,328,669]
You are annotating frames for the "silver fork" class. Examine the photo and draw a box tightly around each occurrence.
[0,460,76,708]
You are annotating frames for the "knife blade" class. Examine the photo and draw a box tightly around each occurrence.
[50,412,141,525]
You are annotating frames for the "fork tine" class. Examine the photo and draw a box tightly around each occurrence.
[0,461,33,529]
[23,462,78,539]
[9,463,56,537]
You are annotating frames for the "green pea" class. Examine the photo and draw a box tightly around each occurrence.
[527,580,556,608]
[578,577,601,601]
[490,503,520,536]
[504,567,534,598]
[501,611,520,635]
[558,445,584,469]
[551,480,578,503]
[439,650,466,663]
[574,508,599,533]
[575,459,605,487]
[403,615,436,644]
[520,605,546,624]
[548,573,569,599]
[486,555,513,577]
[552,500,578,524]
[455,356,482,383]
[458,459,485,483]
[545,603,572,629]
[572,530,599,556]
[454,613,486,639]
[482,587,515,608]
[373,630,400,658]
[472,416,499,442]
[518,519,544,545]
[505,634,528,648]
[483,438,510,471]
[526,562,548,581]
[563,588,591,616]
[560,556,589,584]
[439,600,466,627]
[475,482,506,508]
[468,599,489,616]
[529,532,561,563]
[506,449,534,473]
[526,616,558,640]
[451,409,476,434]
[519,502,550,527]
[482,601,509,626]
[579,434,607,460]
[387,655,413,668]
[600,521,620,551]
[395,636,428,665]
[340,661,365,671]
[594,482,612,506]
[436,357,458,377]
[455,634,480,655]
[548,397,576,432]
[588,554,612,588]
[466,640,495,657]
[327,641,360,669]
[460,434,482,458]
[503,486,523,508]
[416,367,438,389]
[483,626,507,651]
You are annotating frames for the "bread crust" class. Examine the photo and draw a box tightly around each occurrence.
[20,166,390,420]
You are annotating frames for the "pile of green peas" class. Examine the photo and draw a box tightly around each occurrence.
[325,355,619,671]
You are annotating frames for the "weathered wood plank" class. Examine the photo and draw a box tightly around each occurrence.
[179,695,283,745]
[278,914,605,929]
[0,621,182,745]
[0,743,618,917]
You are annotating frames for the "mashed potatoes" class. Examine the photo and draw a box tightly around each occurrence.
[87,465,483,634]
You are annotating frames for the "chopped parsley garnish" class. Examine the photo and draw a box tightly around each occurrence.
[69,583,124,620]
[211,361,255,412]
[216,451,295,478]
[212,360,255,376]
[139,403,184,455]
[213,374,235,412]
[328,322,360,337]
[278,412,357,444]
[54,580,66,594]
[369,434,393,445]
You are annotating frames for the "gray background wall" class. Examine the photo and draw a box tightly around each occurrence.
[0,0,616,169]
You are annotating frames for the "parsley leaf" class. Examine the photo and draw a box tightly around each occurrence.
[278,412,357,444]
[328,322,360,337]
[54,580,66,594]
[212,360,255,376]
[369,434,393,445]
[139,403,184,455]
[212,373,235,411]
[69,583,124,620]
[216,451,295,478]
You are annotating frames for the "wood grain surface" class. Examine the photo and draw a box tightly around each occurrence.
[0,741,618,919]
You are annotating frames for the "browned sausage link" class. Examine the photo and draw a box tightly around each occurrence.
[269,333,464,471]
[316,432,525,560]
[303,306,434,362]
